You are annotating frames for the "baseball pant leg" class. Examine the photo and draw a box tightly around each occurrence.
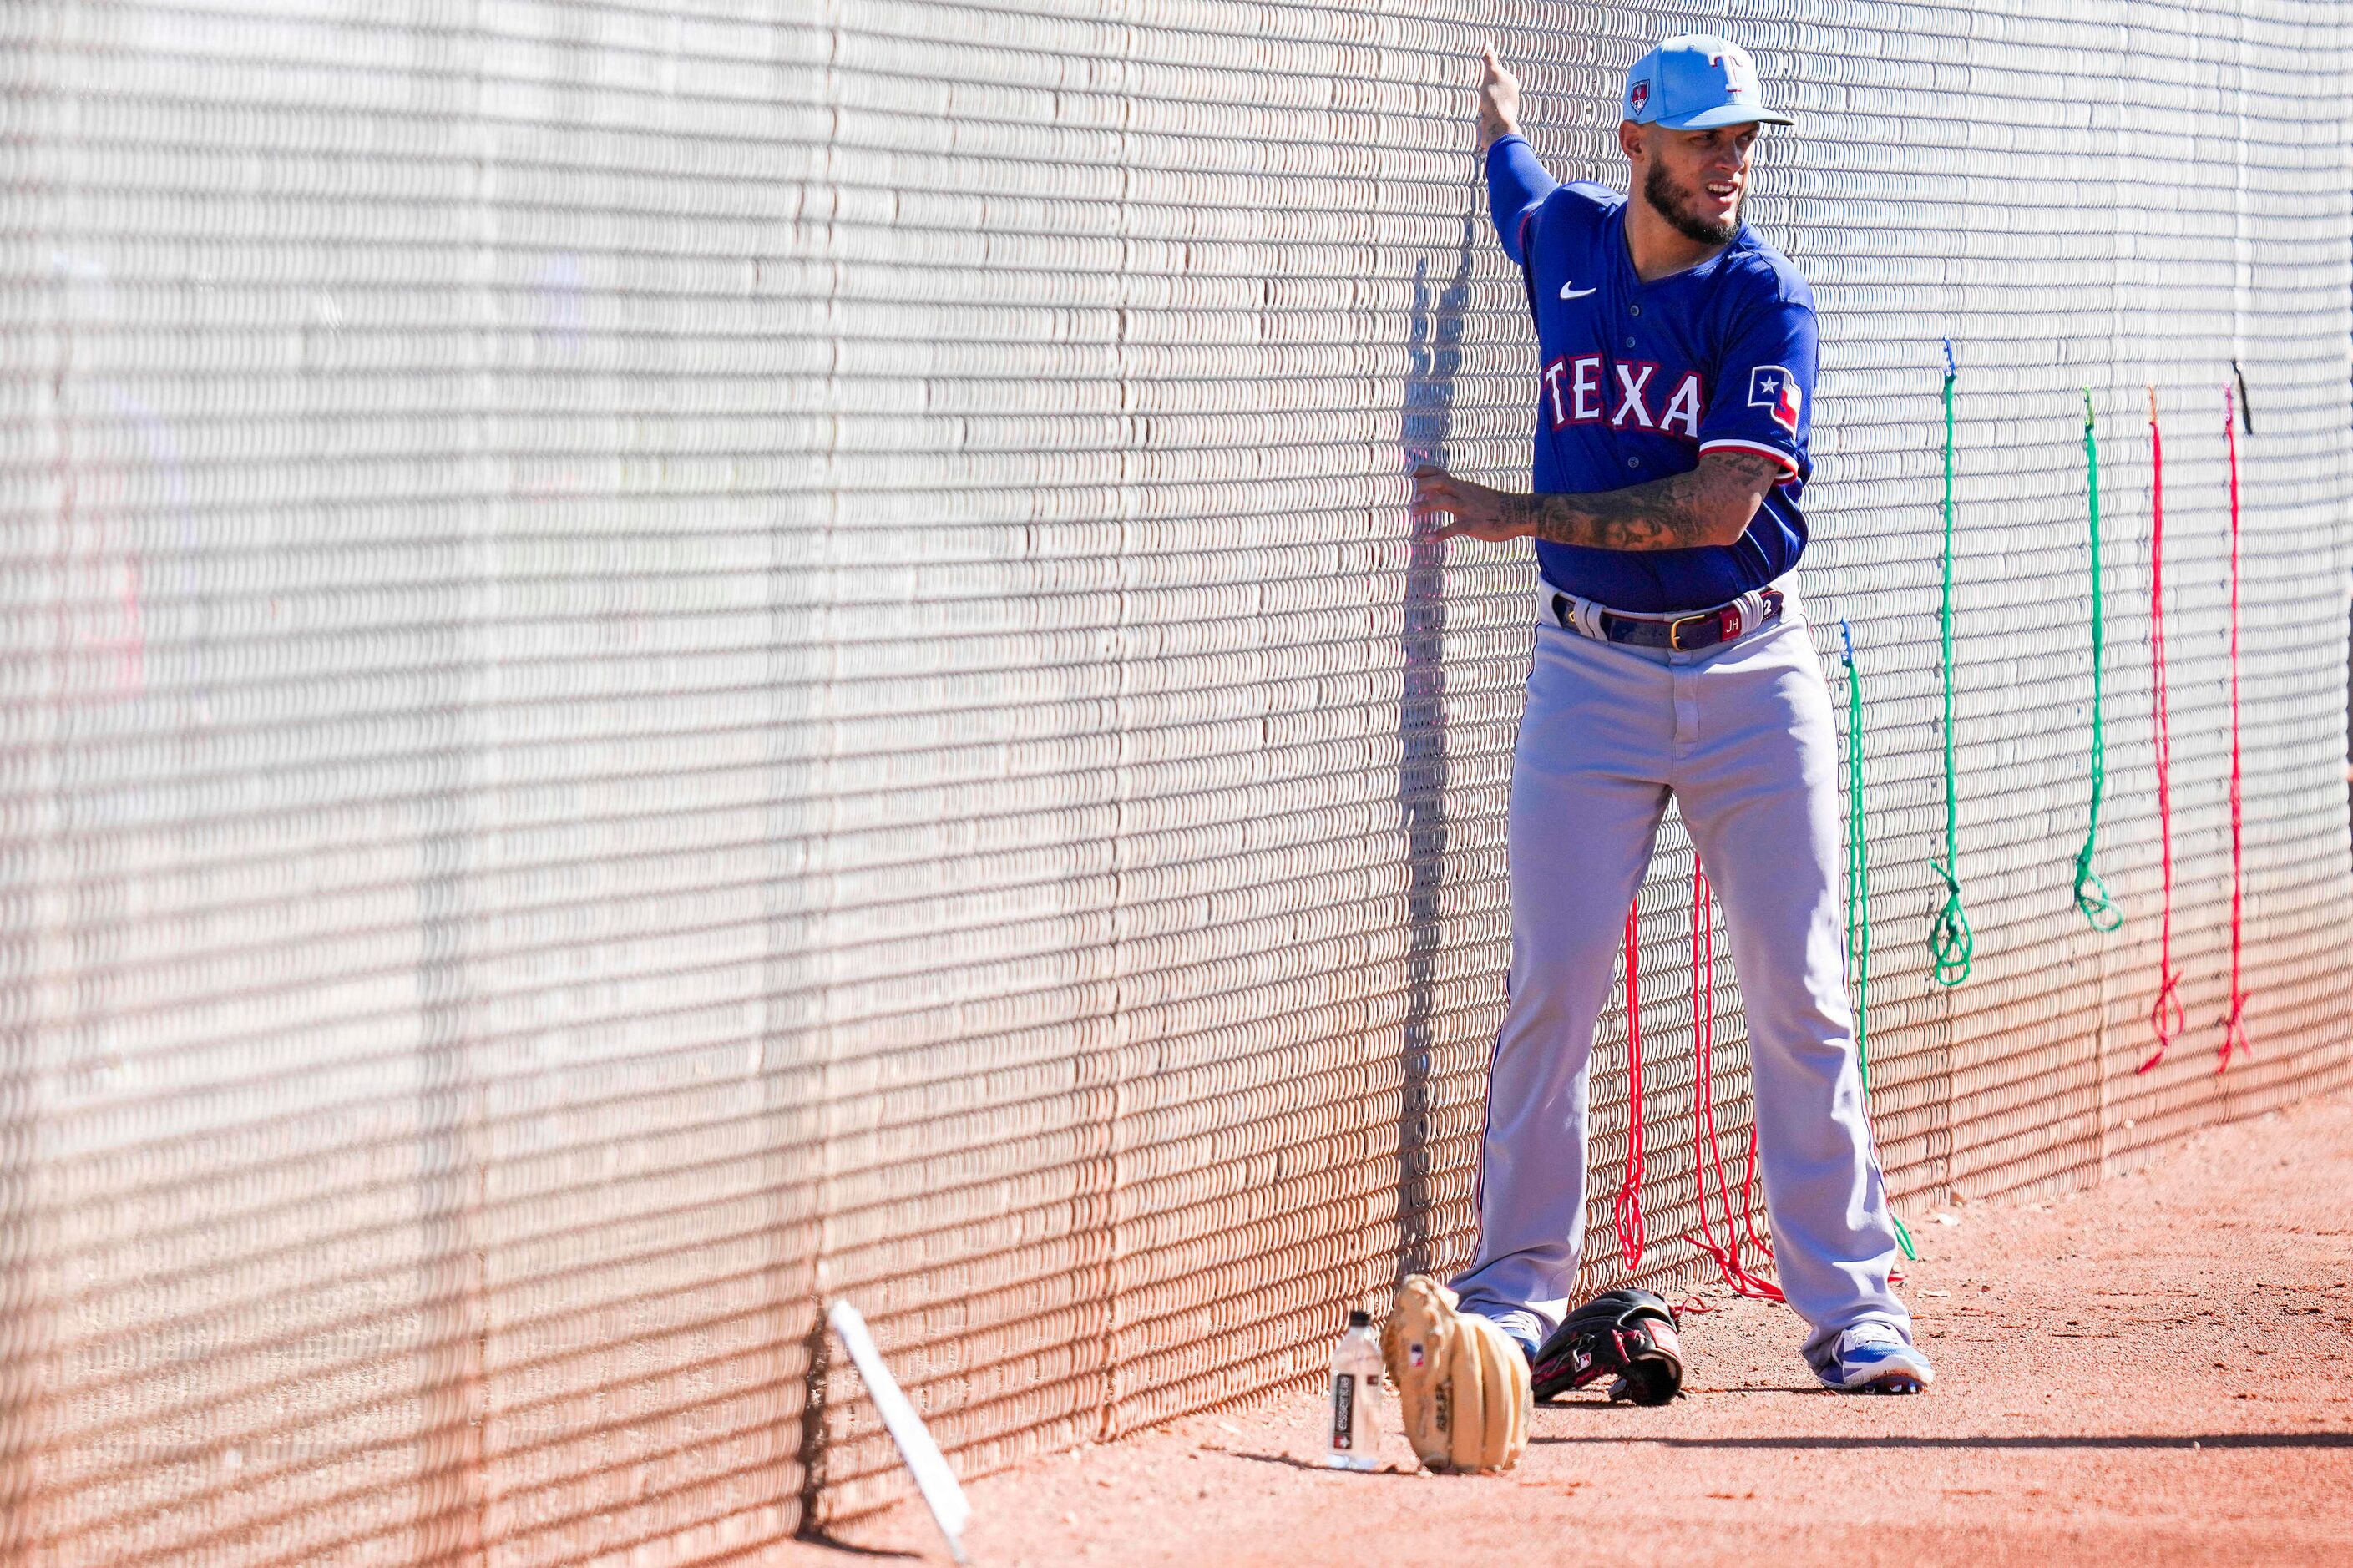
[1450,620,1671,1336]
[1670,609,1911,1363]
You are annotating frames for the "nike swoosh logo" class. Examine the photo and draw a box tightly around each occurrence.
[1560,284,1596,299]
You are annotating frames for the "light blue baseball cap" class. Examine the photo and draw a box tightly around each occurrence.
[1622,34,1794,129]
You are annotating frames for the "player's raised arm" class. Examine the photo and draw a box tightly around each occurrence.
[1480,50,1554,266]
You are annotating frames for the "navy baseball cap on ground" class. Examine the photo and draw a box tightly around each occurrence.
[1622,34,1794,129]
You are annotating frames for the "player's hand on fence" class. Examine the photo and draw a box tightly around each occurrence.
[1411,463,1531,540]
[1477,45,1521,148]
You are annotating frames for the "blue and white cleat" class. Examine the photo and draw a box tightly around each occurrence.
[1471,1307,1547,1366]
[1814,1322,1935,1394]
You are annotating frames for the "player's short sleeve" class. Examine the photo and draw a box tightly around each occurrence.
[1696,293,1818,481]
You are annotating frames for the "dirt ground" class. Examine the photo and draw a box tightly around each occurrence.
[782,1089,2353,1568]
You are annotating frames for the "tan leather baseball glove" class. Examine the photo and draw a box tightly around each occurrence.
[1380,1275,1531,1473]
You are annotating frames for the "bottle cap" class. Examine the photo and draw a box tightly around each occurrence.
[1348,1309,1370,1328]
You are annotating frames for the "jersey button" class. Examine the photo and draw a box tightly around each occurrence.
[1625,336,1637,348]
[1629,304,1642,316]
[1627,457,1641,468]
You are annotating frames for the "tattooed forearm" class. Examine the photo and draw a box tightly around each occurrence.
[1409,449,1785,550]
[1501,450,1785,550]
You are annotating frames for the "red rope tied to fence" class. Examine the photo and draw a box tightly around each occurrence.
[1612,901,1647,1272]
[2218,382,2249,1074]
[1683,867,1784,1302]
[2140,387,2186,1074]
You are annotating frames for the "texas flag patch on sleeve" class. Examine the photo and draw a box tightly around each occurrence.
[1748,364,1802,434]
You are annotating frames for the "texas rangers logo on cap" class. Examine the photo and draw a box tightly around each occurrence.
[1748,364,1802,433]
[1622,33,1794,129]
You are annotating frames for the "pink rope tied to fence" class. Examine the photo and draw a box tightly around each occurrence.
[1612,901,1647,1273]
[2140,387,2187,1073]
[1683,867,1784,1303]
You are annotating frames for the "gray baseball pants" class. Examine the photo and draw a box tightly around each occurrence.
[1449,586,1911,1367]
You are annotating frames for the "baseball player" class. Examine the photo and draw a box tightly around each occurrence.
[1408,34,1934,1394]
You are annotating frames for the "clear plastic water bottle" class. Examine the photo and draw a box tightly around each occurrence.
[1323,1308,1384,1469]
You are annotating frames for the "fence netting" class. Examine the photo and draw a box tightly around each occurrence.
[3,0,2348,1561]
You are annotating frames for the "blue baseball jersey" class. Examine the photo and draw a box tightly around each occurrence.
[1486,134,1818,613]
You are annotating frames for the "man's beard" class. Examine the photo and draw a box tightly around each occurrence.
[1642,160,1741,247]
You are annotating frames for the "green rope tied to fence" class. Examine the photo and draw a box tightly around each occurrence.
[2072,389,2123,932]
[1928,340,1974,986]
[1841,619,1870,1065]
[1841,619,1915,1262]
